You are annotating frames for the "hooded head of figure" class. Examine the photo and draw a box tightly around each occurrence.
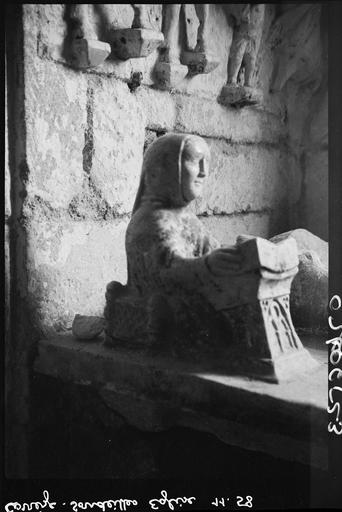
[132,133,210,214]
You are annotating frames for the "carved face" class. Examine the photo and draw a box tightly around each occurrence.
[181,138,210,202]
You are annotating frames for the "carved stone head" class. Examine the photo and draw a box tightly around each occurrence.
[132,133,210,213]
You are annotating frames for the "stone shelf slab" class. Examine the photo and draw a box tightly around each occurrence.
[34,333,328,470]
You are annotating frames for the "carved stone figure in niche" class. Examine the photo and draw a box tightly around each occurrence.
[111,4,164,60]
[155,4,218,89]
[104,133,318,383]
[220,4,265,107]
[269,4,322,92]
[68,4,111,69]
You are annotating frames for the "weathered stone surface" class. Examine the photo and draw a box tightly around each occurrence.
[270,229,328,328]
[309,90,328,148]
[181,50,220,75]
[25,60,87,209]
[176,4,230,98]
[136,87,176,132]
[33,4,66,61]
[66,4,111,69]
[26,217,128,330]
[154,62,188,90]
[180,5,220,76]
[34,333,328,469]
[111,28,164,60]
[291,250,328,329]
[225,4,265,89]
[270,229,328,268]
[219,85,263,107]
[72,314,104,340]
[183,3,200,50]
[200,213,271,245]
[194,140,288,215]
[174,93,287,143]
[91,78,146,215]
[270,4,322,92]
[69,38,111,69]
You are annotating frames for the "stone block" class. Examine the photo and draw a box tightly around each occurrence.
[26,217,129,330]
[136,87,176,132]
[219,85,263,107]
[91,78,146,215]
[270,229,328,268]
[174,94,286,144]
[25,60,87,209]
[24,4,67,65]
[154,62,189,90]
[72,315,104,340]
[181,50,220,75]
[194,141,288,214]
[291,250,328,329]
[69,38,111,69]
[34,333,328,469]
[111,28,164,60]
[239,236,299,274]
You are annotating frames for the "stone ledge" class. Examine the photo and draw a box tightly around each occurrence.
[34,333,328,469]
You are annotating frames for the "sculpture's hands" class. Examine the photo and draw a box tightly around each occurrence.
[205,246,242,277]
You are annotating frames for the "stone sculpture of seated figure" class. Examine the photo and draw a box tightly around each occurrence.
[104,133,318,382]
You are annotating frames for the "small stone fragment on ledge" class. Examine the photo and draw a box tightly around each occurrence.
[72,314,104,340]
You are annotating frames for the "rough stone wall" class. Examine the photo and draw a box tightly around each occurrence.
[12,3,296,334]
[7,3,329,336]
[277,4,328,240]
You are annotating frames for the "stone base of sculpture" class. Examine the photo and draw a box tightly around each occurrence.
[111,28,164,60]
[181,50,220,75]
[154,61,188,89]
[220,84,263,107]
[70,38,111,69]
[104,237,319,383]
[219,297,318,382]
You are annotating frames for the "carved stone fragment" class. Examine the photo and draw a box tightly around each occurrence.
[104,133,319,383]
[220,4,265,107]
[154,4,218,89]
[154,61,188,90]
[270,229,328,329]
[154,4,188,89]
[72,314,104,340]
[220,84,263,107]
[111,5,164,60]
[112,28,164,60]
[181,50,219,76]
[68,4,110,69]
[180,5,219,76]
[70,38,111,69]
